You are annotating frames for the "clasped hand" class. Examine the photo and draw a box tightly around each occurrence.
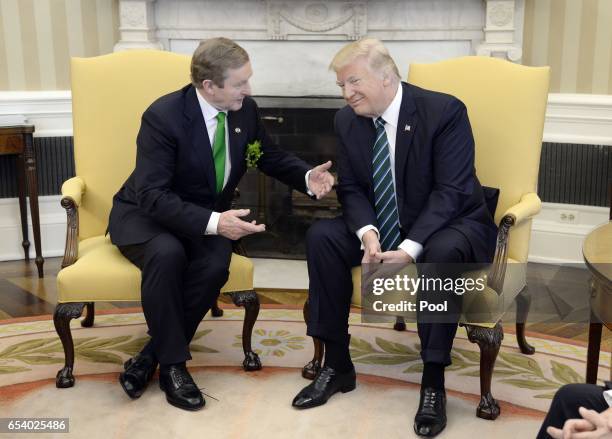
[308,161,335,199]
[547,407,612,439]
[361,230,413,264]
[217,209,265,240]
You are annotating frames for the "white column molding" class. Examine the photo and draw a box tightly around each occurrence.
[114,0,162,51]
[476,0,524,62]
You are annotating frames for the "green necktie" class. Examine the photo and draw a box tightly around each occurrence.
[212,112,226,193]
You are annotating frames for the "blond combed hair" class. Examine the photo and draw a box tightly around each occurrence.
[191,37,250,88]
[329,38,400,79]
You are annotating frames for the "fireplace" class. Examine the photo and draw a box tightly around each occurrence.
[236,99,343,259]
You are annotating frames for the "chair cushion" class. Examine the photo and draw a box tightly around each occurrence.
[350,258,526,327]
[57,235,254,303]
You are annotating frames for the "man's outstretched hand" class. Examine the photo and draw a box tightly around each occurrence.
[218,209,265,240]
[308,161,335,199]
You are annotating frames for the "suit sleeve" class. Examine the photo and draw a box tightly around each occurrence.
[253,103,311,193]
[406,98,476,245]
[133,108,213,239]
[335,114,378,234]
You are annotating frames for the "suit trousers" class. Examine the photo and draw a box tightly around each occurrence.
[305,217,473,366]
[536,383,609,438]
[118,233,232,365]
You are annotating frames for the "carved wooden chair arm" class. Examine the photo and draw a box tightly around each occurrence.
[487,193,541,294]
[60,177,86,268]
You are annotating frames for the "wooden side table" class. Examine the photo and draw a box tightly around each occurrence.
[0,125,44,278]
[583,221,611,383]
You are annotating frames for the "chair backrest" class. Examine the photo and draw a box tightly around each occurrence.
[71,50,191,239]
[408,57,549,262]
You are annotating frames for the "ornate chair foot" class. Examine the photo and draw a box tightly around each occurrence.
[516,289,535,355]
[81,302,95,327]
[393,316,406,331]
[243,351,262,371]
[54,302,86,388]
[211,299,224,317]
[465,323,503,420]
[476,392,501,420]
[56,366,75,388]
[229,290,261,371]
[516,323,535,355]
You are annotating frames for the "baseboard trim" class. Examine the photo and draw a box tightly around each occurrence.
[0,195,66,262]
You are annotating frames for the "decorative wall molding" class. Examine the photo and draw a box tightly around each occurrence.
[0,91,72,137]
[476,0,524,62]
[544,93,612,146]
[2,91,609,147]
[266,1,366,40]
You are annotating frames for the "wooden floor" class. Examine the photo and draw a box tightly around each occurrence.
[0,256,610,349]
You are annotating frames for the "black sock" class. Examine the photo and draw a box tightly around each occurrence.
[160,361,186,374]
[323,336,353,373]
[140,340,157,360]
[421,362,445,390]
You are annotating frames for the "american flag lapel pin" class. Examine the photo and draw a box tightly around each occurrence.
[405,124,411,132]
[235,127,241,133]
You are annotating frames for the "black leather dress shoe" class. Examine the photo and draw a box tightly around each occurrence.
[292,365,356,409]
[414,387,447,437]
[118,353,158,399]
[159,364,205,411]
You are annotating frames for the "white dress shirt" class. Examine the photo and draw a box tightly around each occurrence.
[196,89,231,235]
[355,83,424,261]
[196,89,313,235]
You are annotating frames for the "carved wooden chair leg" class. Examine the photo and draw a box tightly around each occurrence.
[229,290,262,371]
[465,323,503,420]
[210,299,224,317]
[54,302,86,388]
[393,315,406,331]
[81,302,95,328]
[515,289,535,355]
[301,299,323,379]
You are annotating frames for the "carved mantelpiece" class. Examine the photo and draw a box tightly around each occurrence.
[266,2,366,40]
[114,0,162,51]
[115,0,525,95]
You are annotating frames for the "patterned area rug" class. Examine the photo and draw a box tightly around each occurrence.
[0,308,609,438]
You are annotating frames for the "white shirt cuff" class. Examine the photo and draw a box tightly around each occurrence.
[356,225,379,250]
[398,239,423,261]
[204,211,221,235]
[604,389,612,407]
[305,169,314,196]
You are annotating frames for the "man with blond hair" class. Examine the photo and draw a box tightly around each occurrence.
[292,38,497,437]
[109,37,334,411]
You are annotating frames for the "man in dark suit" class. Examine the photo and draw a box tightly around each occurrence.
[538,382,612,439]
[291,39,497,437]
[109,37,334,411]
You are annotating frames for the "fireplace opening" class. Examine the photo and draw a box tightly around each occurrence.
[237,98,344,260]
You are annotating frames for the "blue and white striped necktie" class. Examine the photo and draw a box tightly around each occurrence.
[373,117,401,251]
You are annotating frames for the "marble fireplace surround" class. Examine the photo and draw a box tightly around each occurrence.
[115,0,525,98]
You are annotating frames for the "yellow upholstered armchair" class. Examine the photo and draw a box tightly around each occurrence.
[302,56,550,420]
[54,50,261,389]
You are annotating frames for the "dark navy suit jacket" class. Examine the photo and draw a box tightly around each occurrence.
[334,82,497,262]
[109,84,310,246]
